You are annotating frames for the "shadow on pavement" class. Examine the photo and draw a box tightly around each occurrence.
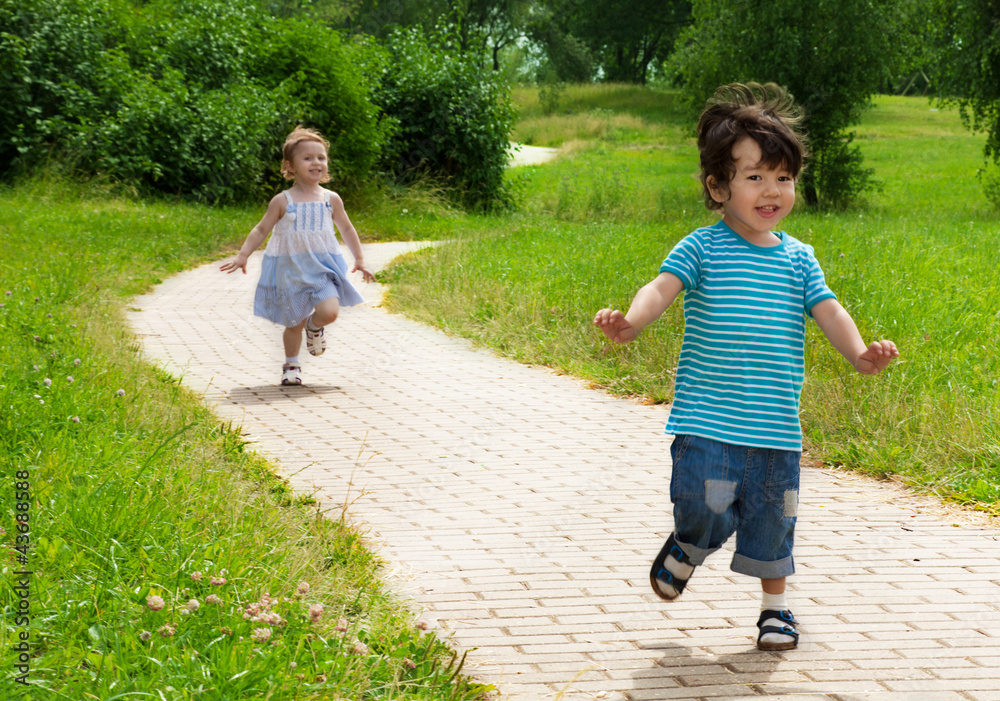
[625,639,836,700]
[225,384,343,405]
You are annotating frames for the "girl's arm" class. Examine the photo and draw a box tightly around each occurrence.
[220,194,285,274]
[330,192,375,282]
[594,272,685,343]
[810,298,899,374]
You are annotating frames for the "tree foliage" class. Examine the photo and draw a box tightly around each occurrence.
[565,0,690,84]
[670,0,912,208]
[931,0,1000,184]
[376,24,516,210]
[0,0,515,209]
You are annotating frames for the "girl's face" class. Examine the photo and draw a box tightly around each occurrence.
[708,137,796,245]
[284,140,329,185]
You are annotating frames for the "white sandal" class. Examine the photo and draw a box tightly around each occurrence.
[281,363,302,385]
[305,325,326,356]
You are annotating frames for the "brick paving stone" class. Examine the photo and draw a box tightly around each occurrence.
[130,242,1000,701]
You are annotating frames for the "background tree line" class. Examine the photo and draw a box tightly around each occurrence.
[2,0,998,208]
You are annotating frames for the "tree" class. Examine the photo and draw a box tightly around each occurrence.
[670,0,912,208]
[459,0,533,71]
[532,0,689,84]
[930,0,1000,200]
[571,0,690,84]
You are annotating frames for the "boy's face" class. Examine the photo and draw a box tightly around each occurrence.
[708,137,795,244]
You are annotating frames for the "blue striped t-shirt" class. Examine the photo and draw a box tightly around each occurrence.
[659,221,836,451]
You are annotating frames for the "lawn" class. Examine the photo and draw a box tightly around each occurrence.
[0,177,489,699]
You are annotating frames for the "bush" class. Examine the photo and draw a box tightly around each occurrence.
[255,20,390,191]
[0,0,130,173]
[376,25,516,211]
[0,0,386,203]
[85,71,294,202]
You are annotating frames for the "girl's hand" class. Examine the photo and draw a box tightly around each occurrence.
[594,308,638,344]
[853,340,899,374]
[219,253,249,274]
[352,260,376,283]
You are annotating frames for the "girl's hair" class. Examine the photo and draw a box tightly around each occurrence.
[280,126,331,181]
[697,82,809,211]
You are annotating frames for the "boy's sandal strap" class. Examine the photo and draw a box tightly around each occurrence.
[756,609,799,650]
[649,534,694,600]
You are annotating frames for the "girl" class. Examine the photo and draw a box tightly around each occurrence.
[221,127,375,385]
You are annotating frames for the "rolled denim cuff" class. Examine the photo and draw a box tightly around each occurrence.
[731,552,795,579]
[672,535,718,567]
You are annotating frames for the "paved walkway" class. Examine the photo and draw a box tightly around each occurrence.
[128,243,1000,701]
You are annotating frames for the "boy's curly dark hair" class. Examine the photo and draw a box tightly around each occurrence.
[697,82,809,211]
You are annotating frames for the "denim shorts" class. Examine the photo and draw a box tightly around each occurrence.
[669,434,800,579]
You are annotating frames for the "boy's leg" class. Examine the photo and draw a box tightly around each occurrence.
[730,446,800,650]
[654,435,740,600]
[758,576,797,649]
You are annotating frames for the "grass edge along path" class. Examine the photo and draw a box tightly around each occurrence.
[0,178,491,700]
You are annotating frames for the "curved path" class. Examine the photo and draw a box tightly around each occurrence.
[129,243,1000,701]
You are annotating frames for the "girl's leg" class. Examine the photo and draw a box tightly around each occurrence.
[283,320,307,358]
[305,297,339,357]
[308,296,340,328]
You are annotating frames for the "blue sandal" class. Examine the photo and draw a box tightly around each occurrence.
[649,534,694,601]
[756,609,799,651]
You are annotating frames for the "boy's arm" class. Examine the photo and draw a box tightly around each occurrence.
[594,272,685,344]
[810,298,899,374]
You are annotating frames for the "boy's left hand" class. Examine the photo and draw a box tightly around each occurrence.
[853,340,899,374]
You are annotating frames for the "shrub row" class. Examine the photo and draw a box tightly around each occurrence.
[0,0,513,208]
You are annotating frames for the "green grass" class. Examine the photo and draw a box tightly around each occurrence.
[382,87,1000,513]
[0,177,490,699]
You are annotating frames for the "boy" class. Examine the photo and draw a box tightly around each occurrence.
[594,83,898,650]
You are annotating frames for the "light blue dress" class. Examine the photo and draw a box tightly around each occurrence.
[253,190,364,328]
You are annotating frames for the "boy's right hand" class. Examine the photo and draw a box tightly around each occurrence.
[594,308,638,344]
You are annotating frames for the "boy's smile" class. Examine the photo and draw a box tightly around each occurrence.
[709,137,795,246]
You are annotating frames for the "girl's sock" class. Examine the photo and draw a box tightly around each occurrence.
[306,315,321,331]
[759,591,795,647]
[285,356,300,366]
